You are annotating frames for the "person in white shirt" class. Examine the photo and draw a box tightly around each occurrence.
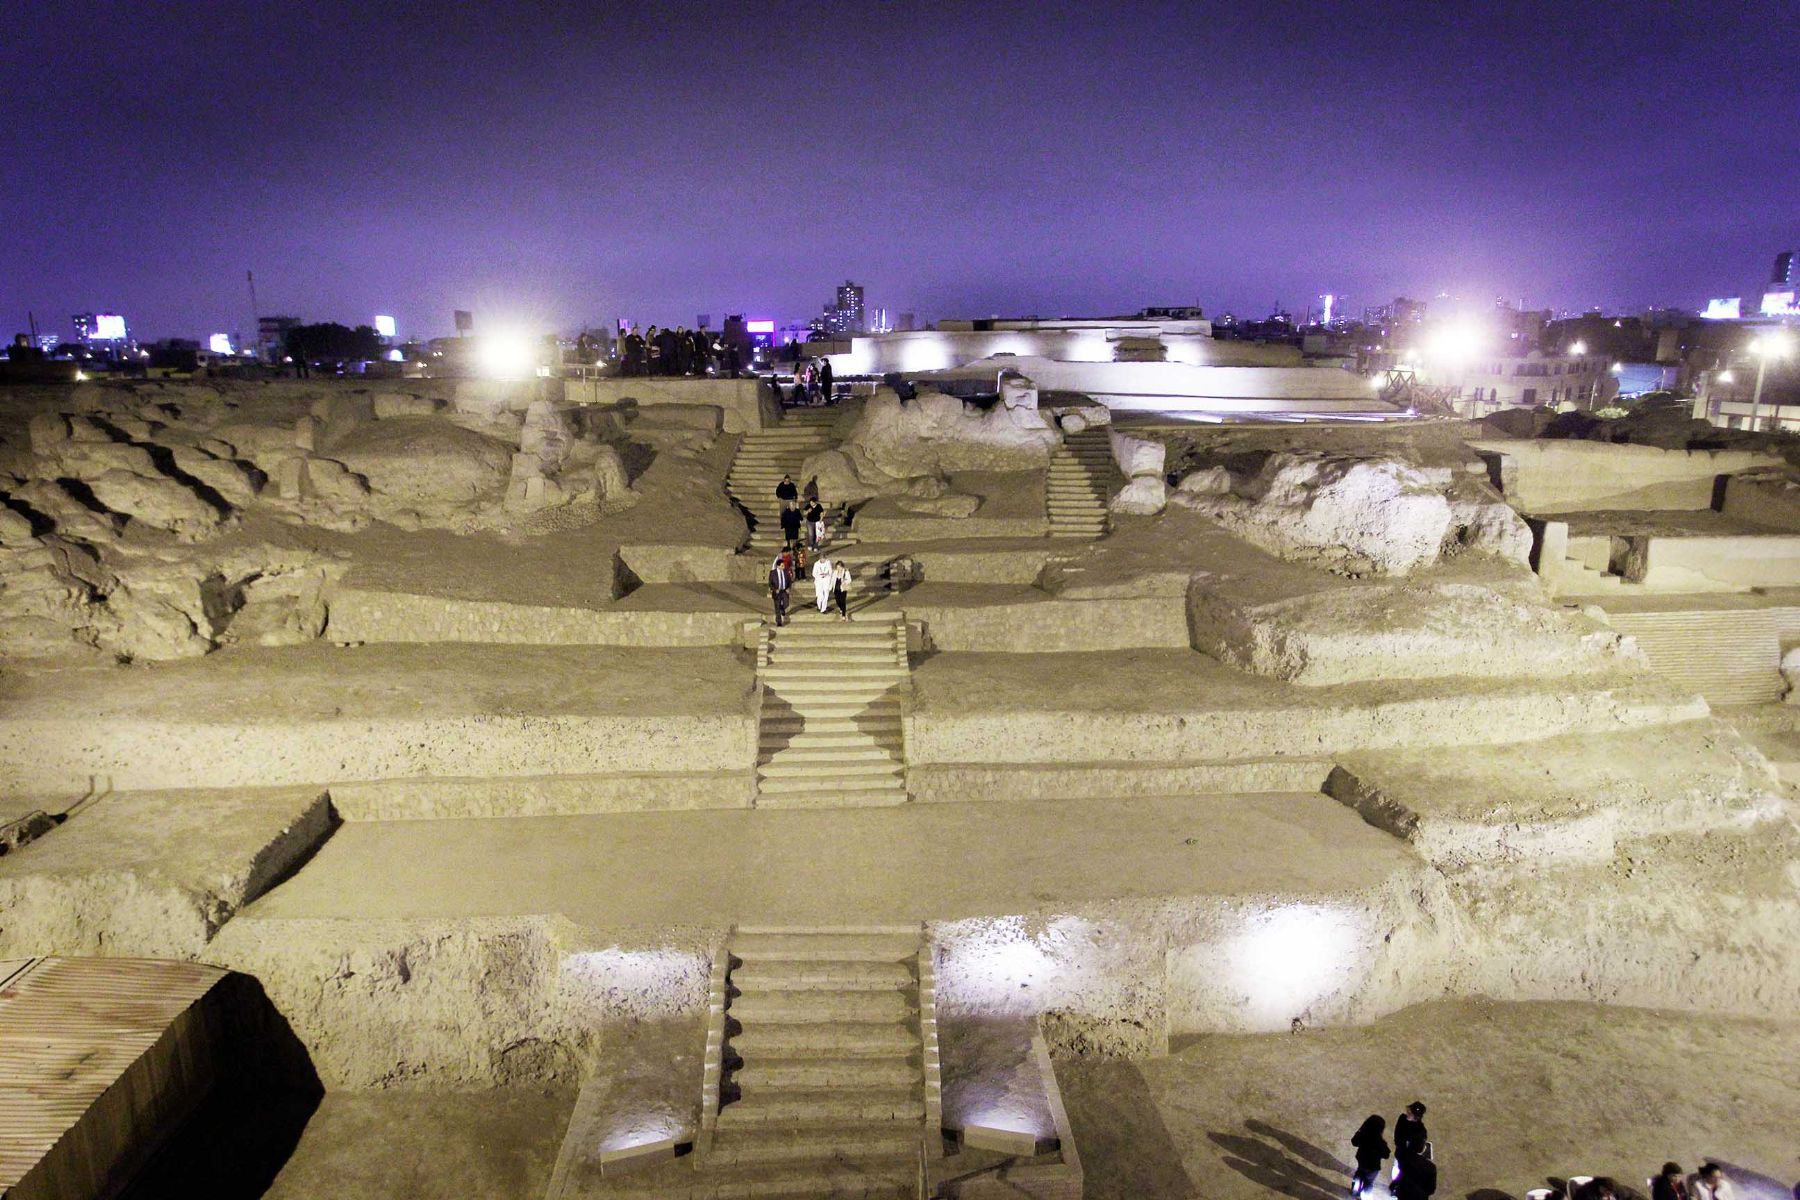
[1691,1164,1735,1200]
[811,555,834,614]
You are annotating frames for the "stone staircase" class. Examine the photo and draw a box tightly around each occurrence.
[701,927,939,1199]
[1605,607,1784,705]
[728,409,841,554]
[1046,429,1114,538]
[756,613,910,808]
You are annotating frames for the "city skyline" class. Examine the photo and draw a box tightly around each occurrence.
[4,1,1798,341]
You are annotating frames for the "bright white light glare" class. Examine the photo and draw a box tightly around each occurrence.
[208,333,232,355]
[74,370,87,381]
[1752,332,1795,358]
[1568,341,1586,356]
[476,331,538,378]
[1222,904,1360,1027]
[373,314,397,338]
[1717,370,1735,384]
[386,348,404,362]
[92,314,127,340]
[1425,321,1483,362]
[1611,362,1624,373]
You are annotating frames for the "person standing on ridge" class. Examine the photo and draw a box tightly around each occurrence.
[817,355,833,404]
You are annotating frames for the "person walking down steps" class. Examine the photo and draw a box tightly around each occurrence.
[812,553,834,615]
[768,552,792,627]
[804,496,825,549]
[779,500,803,556]
[832,558,852,621]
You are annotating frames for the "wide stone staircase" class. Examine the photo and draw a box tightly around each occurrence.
[755,614,910,808]
[1046,428,1114,538]
[699,927,940,1199]
[728,409,842,554]
[1605,606,1786,705]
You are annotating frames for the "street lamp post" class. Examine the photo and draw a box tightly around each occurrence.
[1749,333,1794,433]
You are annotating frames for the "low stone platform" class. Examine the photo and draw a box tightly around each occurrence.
[908,650,1704,765]
[235,792,1416,930]
[0,643,757,795]
[0,786,331,958]
[1327,718,1786,870]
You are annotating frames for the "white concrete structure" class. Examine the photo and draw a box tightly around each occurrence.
[1372,349,1616,416]
[915,354,1397,417]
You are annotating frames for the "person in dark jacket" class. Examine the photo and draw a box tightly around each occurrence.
[768,554,791,626]
[1393,1141,1437,1200]
[817,356,833,403]
[1651,1164,1689,1200]
[775,474,799,505]
[804,497,825,549]
[1394,1102,1427,1166]
[1348,1114,1388,1198]
[779,500,803,555]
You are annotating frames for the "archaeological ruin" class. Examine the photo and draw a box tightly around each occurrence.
[1,371,1797,1199]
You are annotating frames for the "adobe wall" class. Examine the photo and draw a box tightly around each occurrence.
[1721,472,1800,531]
[563,377,779,433]
[1636,534,1800,589]
[1469,440,1780,512]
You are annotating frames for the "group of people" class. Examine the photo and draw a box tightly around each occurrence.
[767,473,848,624]
[783,357,833,405]
[1351,1102,1437,1200]
[775,473,828,552]
[1350,1103,1772,1200]
[618,325,743,378]
[767,548,851,625]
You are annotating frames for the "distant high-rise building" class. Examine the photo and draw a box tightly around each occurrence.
[72,313,94,344]
[833,281,865,335]
[1773,251,1795,287]
[897,312,916,332]
[258,315,301,360]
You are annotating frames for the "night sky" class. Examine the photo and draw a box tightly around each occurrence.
[5,1,1797,341]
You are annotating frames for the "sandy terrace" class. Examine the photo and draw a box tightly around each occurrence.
[0,643,753,722]
[237,793,1418,928]
[1059,999,1800,1200]
[911,646,1653,714]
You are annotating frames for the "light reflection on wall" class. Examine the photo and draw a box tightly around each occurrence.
[1220,904,1361,1028]
[559,946,710,1021]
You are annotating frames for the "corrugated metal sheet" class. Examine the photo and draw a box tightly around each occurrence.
[0,956,225,1193]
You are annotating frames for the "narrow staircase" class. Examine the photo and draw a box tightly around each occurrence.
[1046,428,1115,538]
[728,409,842,554]
[702,927,939,1199]
[756,613,910,808]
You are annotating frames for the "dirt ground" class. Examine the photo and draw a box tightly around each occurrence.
[1057,999,1800,1200]
[261,1089,573,1200]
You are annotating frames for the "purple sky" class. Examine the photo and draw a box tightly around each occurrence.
[5,1,1798,341]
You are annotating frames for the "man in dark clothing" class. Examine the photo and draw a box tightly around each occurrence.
[778,501,803,555]
[1394,1102,1427,1162]
[768,555,791,626]
[1393,1143,1436,1200]
[817,357,834,404]
[775,474,799,505]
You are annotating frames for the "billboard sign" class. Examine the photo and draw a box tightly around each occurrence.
[453,310,474,334]
[374,314,396,338]
[1760,291,1799,317]
[208,333,233,355]
[92,313,127,340]
[1702,297,1741,320]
